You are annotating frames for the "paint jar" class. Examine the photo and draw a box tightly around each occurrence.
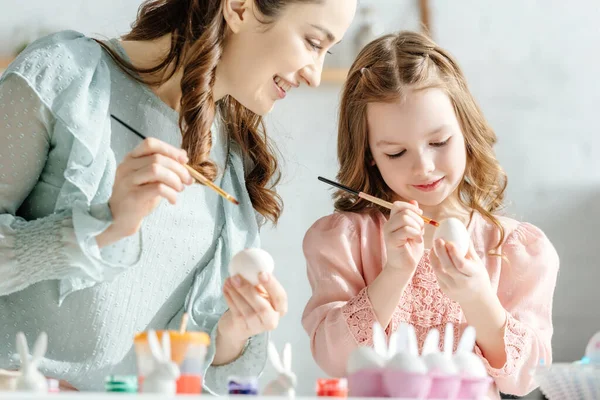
[228,376,259,395]
[46,378,60,393]
[316,378,348,397]
[134,330,210,394]
[105,375,138,393]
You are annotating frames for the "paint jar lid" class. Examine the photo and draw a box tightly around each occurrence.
[228,375,259,394]
[104,375,138,392]
[316,378,348,397]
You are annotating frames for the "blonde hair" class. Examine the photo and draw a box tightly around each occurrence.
[335,31,508,252]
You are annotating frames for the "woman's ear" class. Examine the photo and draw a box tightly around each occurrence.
[223,0,250,34]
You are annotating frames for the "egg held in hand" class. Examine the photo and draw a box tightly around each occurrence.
[433,218,470,258]
[228,248,275,286]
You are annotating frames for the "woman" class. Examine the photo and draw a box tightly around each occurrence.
[0,0,356,393]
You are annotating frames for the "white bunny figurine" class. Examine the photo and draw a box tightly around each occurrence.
[263,341,297,398]
[453,326,487,378]
[15,331,48,392]
[141,330,180,394]
[347,322,393,374]
[421,323,458,375]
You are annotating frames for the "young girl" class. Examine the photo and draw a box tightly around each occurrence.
[301,31,559,399]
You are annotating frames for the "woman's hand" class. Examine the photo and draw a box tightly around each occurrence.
[212,272,288,366]
[220,272,288,342]
[97,138,194,247]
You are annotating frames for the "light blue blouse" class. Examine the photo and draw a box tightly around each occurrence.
[0,30,267,393]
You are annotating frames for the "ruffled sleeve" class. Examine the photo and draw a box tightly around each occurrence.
[474,222,559,396]
[301,212,383,378]
[0,31,141,303]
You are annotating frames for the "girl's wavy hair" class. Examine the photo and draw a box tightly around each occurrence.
[97,0,318,224]
[335,31,508,252]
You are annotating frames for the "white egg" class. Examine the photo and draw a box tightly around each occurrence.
[453,352,488,378]
[346,347,385,375]
[386,352,428,374]
[422,353,458,375]
[228,248,275,286]
[433,218,470,258]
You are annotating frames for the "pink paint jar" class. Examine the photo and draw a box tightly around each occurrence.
[134,330,210,394]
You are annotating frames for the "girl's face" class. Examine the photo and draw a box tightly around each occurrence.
[367,88,467,212]
[217,0,357,116]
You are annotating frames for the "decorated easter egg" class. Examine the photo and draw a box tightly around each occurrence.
[228,248,275,286]
[433,218,469,258]
[585,331,600,364]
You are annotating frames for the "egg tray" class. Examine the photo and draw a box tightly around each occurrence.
[534,362,600,400]
[348,368,492,400]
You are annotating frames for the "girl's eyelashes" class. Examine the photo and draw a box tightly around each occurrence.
[430,136,451,147]
[384,137,451,159]
[386,150,406,159]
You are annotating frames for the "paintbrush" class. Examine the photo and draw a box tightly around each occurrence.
[111,114,239,206]
[318,176,439,227]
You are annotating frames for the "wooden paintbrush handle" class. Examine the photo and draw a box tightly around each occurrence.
[358,192,438,227]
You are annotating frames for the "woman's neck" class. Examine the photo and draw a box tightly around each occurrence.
[119,33,229,113]
[119,34,184,113]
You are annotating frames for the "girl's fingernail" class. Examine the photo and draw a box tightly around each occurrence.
[232,275,242,287]
[259,272,270,283]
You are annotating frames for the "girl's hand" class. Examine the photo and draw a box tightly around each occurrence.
[383,200,425,273]
[430,238,494,306]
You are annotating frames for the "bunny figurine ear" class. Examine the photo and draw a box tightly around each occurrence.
[407,325,419,356]
[422,328,440,356]
[282,343,292,371]
[16,332,30,368]
[387,331,398,358]
[147,330,165,363]
[268,341,284,373]
[395,323,410,353]
[32,332,47,361]
[444,323,454,357]
[457,326,477,354]
[372,322,387,358]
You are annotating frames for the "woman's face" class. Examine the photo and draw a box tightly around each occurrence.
[217,0,357,115]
